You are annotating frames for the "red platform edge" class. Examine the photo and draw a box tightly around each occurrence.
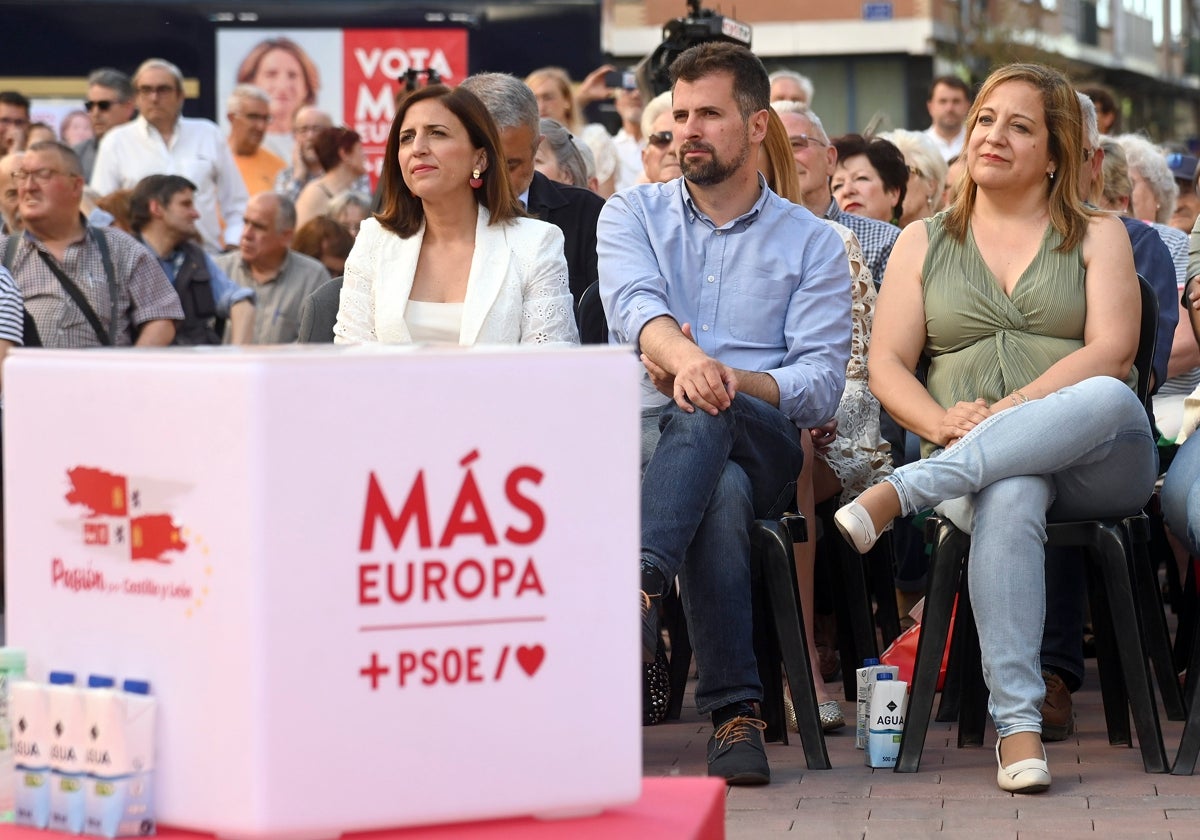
[0,777,726,840]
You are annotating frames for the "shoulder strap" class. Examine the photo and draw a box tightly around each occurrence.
[88,226,121,339]
[35,249,112,346]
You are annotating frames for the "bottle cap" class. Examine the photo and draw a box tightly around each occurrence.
[48,671,76,685]
[863,658,880,667]
[87,675,116,689]
[0,648,26,672]
[122,680,151,696]
[876,672,894,680]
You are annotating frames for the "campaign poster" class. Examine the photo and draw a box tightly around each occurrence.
[216,28,468,191]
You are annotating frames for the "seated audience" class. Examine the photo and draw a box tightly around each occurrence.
[334,85,578,347]
[534,118,588,189]
[879,129,948,228]
[129,174,256,345]
[293,215,354,277]
[4,141,181,347]
[640,92,682,184]
[216,191,328,343]
[837,64,1155,794]
[760,108,890,731]
[295,127,367,229]
[831,134,908,226]
[327,190,371,237]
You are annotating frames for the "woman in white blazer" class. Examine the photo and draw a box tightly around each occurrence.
[334,85,579,347]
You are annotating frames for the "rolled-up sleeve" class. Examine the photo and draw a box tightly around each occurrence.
[597,192,674,348]
[766,224,852,428]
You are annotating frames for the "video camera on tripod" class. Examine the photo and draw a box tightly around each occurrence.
[634,0,752,97]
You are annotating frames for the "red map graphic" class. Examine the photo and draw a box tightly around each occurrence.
[65,467,127,516]
[65,467,187,563]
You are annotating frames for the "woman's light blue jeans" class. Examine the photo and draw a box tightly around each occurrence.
[884,376,1157,737]
[1162,432,1200,556]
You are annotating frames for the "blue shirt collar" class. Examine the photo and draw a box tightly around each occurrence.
[678,172,771,230]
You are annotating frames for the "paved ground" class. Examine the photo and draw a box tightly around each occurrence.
[643,665,1196,839]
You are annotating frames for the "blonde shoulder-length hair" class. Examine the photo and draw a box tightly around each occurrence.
[944,63,1096,252]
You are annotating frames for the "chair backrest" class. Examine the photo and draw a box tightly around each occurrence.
[576,279,609,345]
[1134,274,1158,410]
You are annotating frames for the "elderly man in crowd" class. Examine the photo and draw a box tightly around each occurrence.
[600,42,850,785]
[130,173,256,345]
[460,72,604,308]
[768,69,812,105]
[91,58,247,253]
[2,141,180,347]
[215,191,326,344]
[771,101,898,285]
[75,68,137,181]
[0,153,22,235]
[226,84,286,197]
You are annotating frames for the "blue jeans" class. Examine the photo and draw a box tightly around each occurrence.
[884,377,1157,737]
[640,394,805,715]
[1163,432,1200,555]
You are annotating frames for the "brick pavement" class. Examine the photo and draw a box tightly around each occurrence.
[642,663,1196,838]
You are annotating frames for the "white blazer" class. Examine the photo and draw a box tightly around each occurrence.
[334,207,579,346]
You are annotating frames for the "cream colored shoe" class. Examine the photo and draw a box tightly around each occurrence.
[834,501,886,554]
[995,740,1051,794]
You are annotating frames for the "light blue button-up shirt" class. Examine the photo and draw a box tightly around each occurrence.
[598,176,852,429]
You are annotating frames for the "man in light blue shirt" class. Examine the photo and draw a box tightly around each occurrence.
[598,42,851,785]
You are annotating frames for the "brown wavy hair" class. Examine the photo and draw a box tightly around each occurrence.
[236,38,319,108]
[375,85,524,238]
[944,63,1095,252]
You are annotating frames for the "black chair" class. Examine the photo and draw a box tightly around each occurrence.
[661,513,831,770]
[895,275,1180,775]
[575,280,609,345]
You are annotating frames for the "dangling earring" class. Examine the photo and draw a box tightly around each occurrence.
[1048,169,1056,182]
[469,168,483,189]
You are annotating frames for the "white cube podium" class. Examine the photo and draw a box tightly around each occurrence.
[4,345,642,839]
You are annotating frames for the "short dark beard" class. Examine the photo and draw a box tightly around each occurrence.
[680,134,750,187]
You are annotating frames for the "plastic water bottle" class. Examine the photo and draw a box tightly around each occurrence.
[0,648,27,822]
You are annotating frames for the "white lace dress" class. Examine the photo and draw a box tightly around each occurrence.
[819,220,893,503]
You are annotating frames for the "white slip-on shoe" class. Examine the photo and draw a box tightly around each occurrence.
[995,740,1051,794]
[834,501,881,554]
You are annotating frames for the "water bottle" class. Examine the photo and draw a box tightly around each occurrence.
[0,648,27,822]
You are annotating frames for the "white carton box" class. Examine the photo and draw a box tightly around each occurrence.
[5,345,642,839]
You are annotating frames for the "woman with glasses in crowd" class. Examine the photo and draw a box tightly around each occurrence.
[639,92,682,184]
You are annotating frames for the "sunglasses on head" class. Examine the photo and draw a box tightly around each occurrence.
[647,130,673,148]
[84,100,114,112]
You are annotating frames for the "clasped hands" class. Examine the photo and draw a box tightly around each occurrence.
[641,323,737,415]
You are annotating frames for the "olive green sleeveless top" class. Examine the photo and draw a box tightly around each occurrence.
[919,212,1135,456]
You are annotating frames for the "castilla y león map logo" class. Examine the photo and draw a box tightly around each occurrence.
[54,466,212,615]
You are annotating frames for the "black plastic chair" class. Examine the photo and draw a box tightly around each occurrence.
[895,275,1180,775]
[575,280,609,345]
[661,513,832,770]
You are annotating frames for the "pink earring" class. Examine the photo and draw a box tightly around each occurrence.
[469,168,483,189]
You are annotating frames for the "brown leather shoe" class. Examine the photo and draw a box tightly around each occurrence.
[1040,670,1074,742]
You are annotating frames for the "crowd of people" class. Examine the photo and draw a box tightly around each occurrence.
[2,42,1200,797]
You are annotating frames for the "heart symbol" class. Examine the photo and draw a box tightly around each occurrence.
[515,645,545,677]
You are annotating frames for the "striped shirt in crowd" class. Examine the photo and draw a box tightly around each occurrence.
[0,266,24,346]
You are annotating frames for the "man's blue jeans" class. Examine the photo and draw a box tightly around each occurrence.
[640,393,805,715]
[884,377,1157,737]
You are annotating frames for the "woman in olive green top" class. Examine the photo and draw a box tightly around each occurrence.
[833,64,1156,793]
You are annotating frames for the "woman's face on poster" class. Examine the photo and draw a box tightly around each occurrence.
[254,48,308,132]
